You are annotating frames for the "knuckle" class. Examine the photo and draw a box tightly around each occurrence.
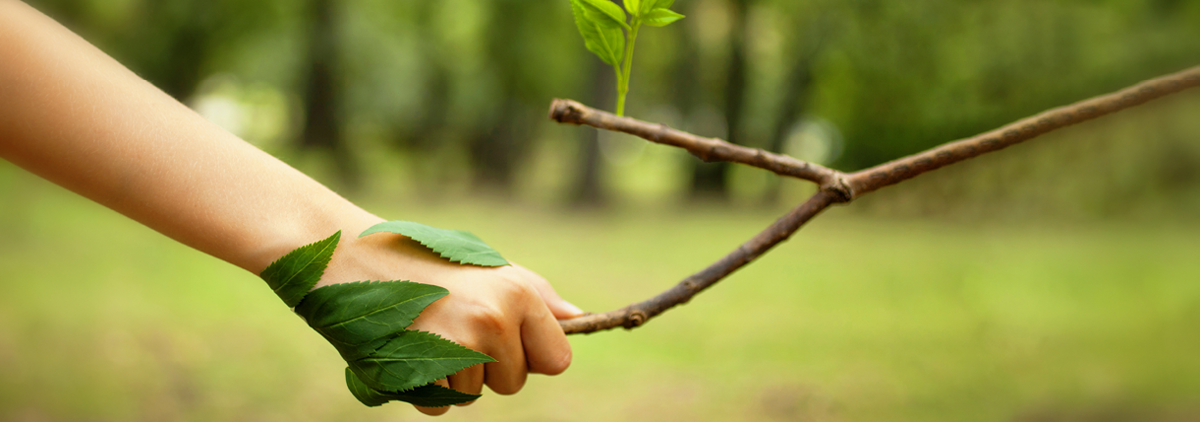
[540,347,572,376]
[468,304,509,335]
[495,272,528,294]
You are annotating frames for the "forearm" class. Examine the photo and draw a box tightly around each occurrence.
[0,1,379,273]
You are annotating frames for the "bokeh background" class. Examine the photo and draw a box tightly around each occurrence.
[2,0,1200,421]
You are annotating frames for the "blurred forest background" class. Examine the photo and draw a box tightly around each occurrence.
[15,0,1200,212]
[2,0,1200,421]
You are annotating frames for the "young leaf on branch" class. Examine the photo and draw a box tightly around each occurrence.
[567,0,684,116]
[569,0,625,67]
[642,0,675,15]
[641,8,685,27]
[578,0,631,29]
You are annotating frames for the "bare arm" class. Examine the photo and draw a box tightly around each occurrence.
[0,0,373,272]
[0,1,579,414]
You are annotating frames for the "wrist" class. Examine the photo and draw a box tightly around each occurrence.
[244,200,384,277]
[316,222,434,288]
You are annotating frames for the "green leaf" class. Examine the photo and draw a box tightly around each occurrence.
[349,330,496,392]
[623,0,640,16]
[655,0,675,10]
[569,0,627,66]
[259,231,340,308]
[639,0,658,15]
[360,221,509,267]
[577,0,629,29]
[345,368,480,407]
[296,281,449,360]
[641,7,684,27]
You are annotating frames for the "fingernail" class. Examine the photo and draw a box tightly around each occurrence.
[561,301,585,317]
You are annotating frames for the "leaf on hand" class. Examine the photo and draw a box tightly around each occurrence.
[360,221,509,267]
[641,7,684,27]
[569,0,627,67]
[260,231,340,308]
[345,368,480,407]
[348,330,495,393]
[295,281,449,360]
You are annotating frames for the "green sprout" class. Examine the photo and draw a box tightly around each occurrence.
[569,0,685,116]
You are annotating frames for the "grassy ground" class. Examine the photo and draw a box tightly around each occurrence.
[1,176,1199,422]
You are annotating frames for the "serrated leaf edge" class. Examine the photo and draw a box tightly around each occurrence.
[260,231,341,307]
[346,368,481,407]
[349,330,496,393]
[267,229,497,407]
[303,280,448,335]
[359,221,509,267]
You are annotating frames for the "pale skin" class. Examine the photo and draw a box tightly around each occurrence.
[0,1,581,415]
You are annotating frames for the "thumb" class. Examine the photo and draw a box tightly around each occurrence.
[512,263,585,320]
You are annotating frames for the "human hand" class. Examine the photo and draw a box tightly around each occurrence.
[318,221,583,415]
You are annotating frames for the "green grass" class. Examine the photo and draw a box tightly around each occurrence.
[1,177,1199,422]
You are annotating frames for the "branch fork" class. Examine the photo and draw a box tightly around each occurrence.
[550,66,1200,335]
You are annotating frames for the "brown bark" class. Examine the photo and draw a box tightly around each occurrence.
[549,99,848,196]
[550,65,1200,335]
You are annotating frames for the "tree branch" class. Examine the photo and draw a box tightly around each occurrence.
[551,65,1200,335]
[558,190,838,334]
[846,66,1200,198]
[549,99,849,196]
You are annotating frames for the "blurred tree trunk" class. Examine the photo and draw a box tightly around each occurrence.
[570,56,615,207]
[300,0,358,189]
[672,1,705,199]
[392,1,454,195]
[467,0,535,196]
[400,1,449,153]
[689,0,750,201]
[762,20,830,205]
[467,101,526,194]
[153,2,208,102]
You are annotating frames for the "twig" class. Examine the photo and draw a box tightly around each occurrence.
[847,67,1200,197]
[549,99,848,196]
[551,65,1200,335]
[558,190,838,334]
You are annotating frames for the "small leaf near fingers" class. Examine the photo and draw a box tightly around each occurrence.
[642,7,684,27]
[296,281,449,360]
[360,221,509,267]
[348,330,495,393]
[345,368,480,407]
[260,231,341,308]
